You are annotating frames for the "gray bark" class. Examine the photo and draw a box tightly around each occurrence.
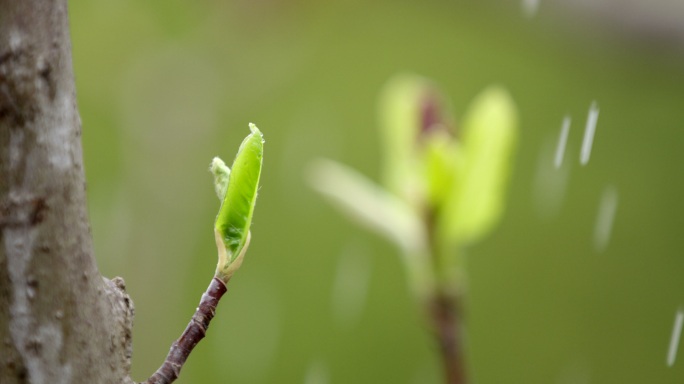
[0,1,134,383]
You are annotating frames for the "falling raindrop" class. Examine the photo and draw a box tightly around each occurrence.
[556,358,591,384]
[304,360,330,384]
[593,186,618,252]
[522,0,541,18]
[555,116,571,169]
[331,243,372,329]
[533,136,571,218]
[667,308,684,367]
[580,102,599,165]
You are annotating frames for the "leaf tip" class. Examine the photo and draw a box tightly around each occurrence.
[248,122,264,143]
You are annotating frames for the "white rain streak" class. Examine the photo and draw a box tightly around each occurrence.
[580,102,600,165]
[555,116,571,169]
[667,309,684,367]
[533,137,570,218]
[593,186,618,252]
[331,245,372,329]
[522,0,541,18]
[304,360,330,384]
[556,358,591,384]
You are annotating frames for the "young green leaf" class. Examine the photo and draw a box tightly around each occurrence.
[307,158,426,254]
[307,158,435,299]
[439,86,518,245]
[212,123,264,281]
[378,74,423,198]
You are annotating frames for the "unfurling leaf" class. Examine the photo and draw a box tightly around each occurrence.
[307,159,426,254]
[307,159,435,299]
[212,123,264,281]
[439,86,518,244]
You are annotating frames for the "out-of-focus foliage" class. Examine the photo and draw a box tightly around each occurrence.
[311,74,518,300]
[72,1,684,383]
[441,86,518,245]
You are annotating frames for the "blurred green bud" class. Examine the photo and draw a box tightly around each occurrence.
[424,132,463,209]
[212,123,264,281]
[379,75,517,247]
[310,76,517,299]
[378,74,453,204]
[439,86,518,244]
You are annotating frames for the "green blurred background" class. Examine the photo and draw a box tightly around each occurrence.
[69,1,684,383]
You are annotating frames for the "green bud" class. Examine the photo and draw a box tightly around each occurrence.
[212,123,264,281]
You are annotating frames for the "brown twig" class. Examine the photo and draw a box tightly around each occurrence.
[423,205,468,384]
[144,277,228,384]
[429,292,466,384]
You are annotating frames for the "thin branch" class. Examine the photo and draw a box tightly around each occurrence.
[425,207,468,384]
[144,277,228,384]
[429,293,467,384]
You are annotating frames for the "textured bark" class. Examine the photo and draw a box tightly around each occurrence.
[0,1,134,383]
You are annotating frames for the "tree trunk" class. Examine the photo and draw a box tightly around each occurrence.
[0,1,134,383]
